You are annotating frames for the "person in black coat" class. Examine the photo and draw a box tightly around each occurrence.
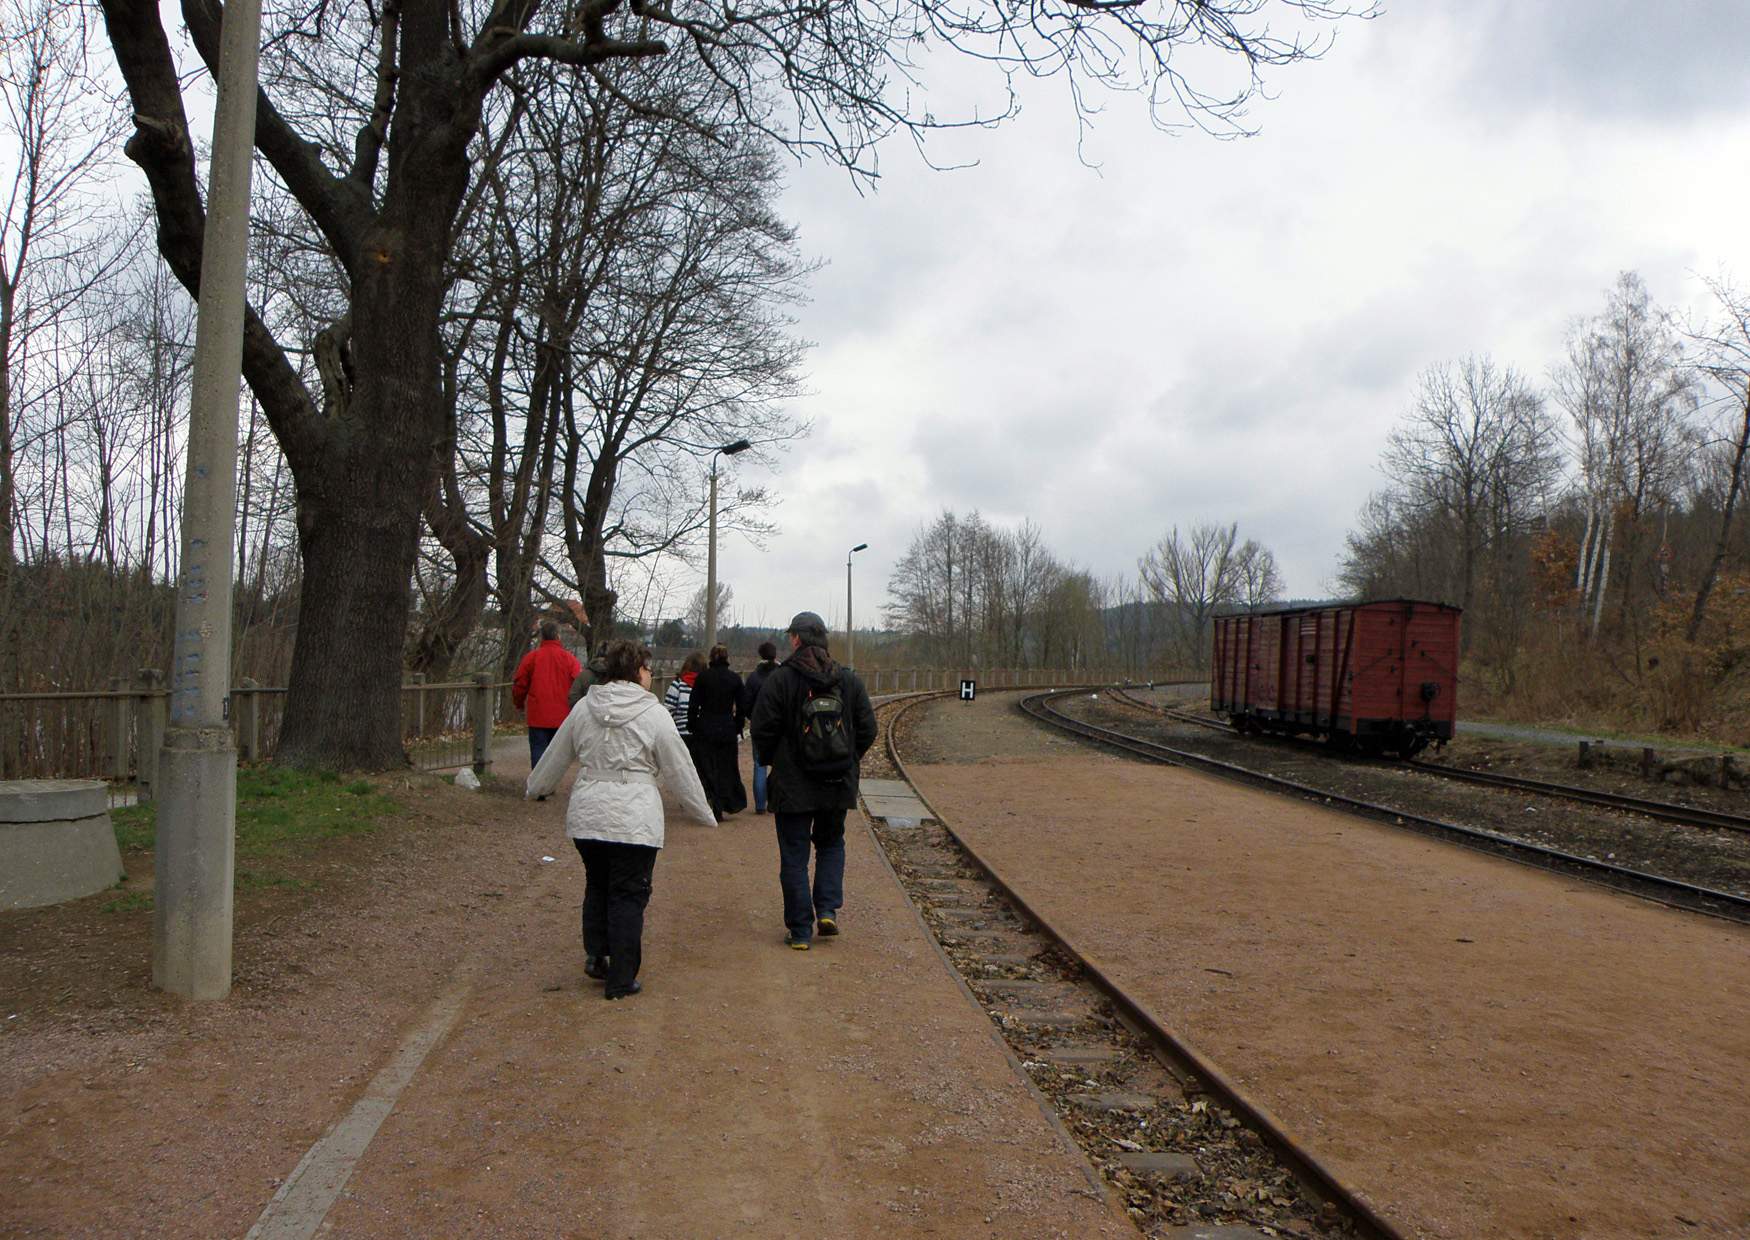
[687,644,747,819]
[748,611,877,950]
[740,640,780,813]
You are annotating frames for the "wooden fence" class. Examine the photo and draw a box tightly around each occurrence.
[1,666,1202,800]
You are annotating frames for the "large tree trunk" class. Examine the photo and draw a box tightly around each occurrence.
[277,497,421,768]
[273,25,475,765]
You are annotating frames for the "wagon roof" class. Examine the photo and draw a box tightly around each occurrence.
[1215,597,1464,620]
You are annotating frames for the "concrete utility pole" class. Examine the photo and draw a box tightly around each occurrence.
[846,542,867,669]
[704,439,751,650]
[153,0,262,1001]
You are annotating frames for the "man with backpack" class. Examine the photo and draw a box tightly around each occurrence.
[749,611,878,950]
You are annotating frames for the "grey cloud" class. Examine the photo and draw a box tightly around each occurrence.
[1429,1,1750,121]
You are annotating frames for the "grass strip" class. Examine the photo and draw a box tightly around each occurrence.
[106,767,401,910]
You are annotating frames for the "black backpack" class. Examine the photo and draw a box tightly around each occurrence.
[796,673,857,775]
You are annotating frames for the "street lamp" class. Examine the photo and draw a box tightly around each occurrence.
[846,543,868,669]
[706,439,752,650]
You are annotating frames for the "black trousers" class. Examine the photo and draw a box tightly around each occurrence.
[699,736,747,815]
[574,838,659,994]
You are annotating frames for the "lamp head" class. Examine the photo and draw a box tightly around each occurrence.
[720,439,752,456]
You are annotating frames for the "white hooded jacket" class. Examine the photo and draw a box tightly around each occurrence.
[526,679,715,847]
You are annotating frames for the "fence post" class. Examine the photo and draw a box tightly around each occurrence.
[471,672,493,775]
[109,676,130,781]
[136,668,165,801]
[411,672,426,738]
[238,677,260,762]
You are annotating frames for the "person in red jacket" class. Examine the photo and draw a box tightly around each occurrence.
[512,620,582,769]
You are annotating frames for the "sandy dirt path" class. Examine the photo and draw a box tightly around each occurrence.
[902,692,1750,1240]
[3,738,1128,1239]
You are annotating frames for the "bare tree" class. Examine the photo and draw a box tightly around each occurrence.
[1138,521,1244,668]
[95,0,1367,769]
[1684,273,1750,642]
[0,2,130,690]
[1380,355,1560,640]
[1232,539,1285,609]
[1553,273,1698,639]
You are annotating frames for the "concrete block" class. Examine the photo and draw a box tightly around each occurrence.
[0,779,108,823]
[0,781,124,910]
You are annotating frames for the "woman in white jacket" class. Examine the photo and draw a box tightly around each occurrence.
[527,640,715,999]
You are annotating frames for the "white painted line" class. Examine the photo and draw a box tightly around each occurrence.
[243,978,473,1240]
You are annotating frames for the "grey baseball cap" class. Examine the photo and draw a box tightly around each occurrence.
[786,611,828,642]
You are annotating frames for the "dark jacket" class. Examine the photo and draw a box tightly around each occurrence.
[741,659,779,761]
[566,650,611,708]
[741,659,778,717]
[687,663,745,744]
[749,645,877,813]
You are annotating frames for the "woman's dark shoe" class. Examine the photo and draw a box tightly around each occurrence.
[584,956,609,981]
[604,981,642,1000]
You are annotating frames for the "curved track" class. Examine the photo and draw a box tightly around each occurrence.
[1030,688,1750,925]
[876,691,1407,1240]
[1111,686,1750,838]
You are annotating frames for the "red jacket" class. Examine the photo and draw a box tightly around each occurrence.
[512,640,582,729]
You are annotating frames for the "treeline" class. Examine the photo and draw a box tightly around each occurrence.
[0,4,806,709]
[1342,271,1750,732]
[883,511,1284,672]
[2,0,1363,766]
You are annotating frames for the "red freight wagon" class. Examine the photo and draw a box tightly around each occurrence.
[1210,599,1460,756]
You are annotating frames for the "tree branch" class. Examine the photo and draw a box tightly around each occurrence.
[97,0,327,476]
[180,0,371,274]
[348,0,401,191]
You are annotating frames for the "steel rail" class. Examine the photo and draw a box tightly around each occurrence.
[878,692,1411,1240]
[1108,686,1750,839]
[1030,689,1750,924]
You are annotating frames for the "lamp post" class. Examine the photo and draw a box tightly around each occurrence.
[153,0,263,1000]
[705,439,752,650]
[846,543,868,669]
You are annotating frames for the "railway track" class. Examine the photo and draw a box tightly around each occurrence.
[1108,685,1750,839]
[865,692,1406,1240]
[1029,688,1750,925]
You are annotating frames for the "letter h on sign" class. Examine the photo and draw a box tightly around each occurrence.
[959,679,976,701]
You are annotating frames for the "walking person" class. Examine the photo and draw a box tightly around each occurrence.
[567,640,611,708]
[749,612,877,950]
[512,620,581,770]
[688,644,748,817]
[664,651,714,818]
[741,641,780,814]
[527,640,716,1000]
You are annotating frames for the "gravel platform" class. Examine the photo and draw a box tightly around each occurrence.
[2,736,1132,1238]
[901,691,1750,1240]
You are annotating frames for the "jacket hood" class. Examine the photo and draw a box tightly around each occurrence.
[787,643,841,688]
[584,679,661,729]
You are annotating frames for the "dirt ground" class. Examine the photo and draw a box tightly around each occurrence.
[901,691,1750,1240]
[1,741,1131,1238]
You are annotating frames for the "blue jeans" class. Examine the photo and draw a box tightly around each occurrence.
[751,750,769,813]
[774,809,846,940]
[529,726,559,769]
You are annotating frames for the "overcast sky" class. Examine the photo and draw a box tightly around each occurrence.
[715,1,1750,634]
